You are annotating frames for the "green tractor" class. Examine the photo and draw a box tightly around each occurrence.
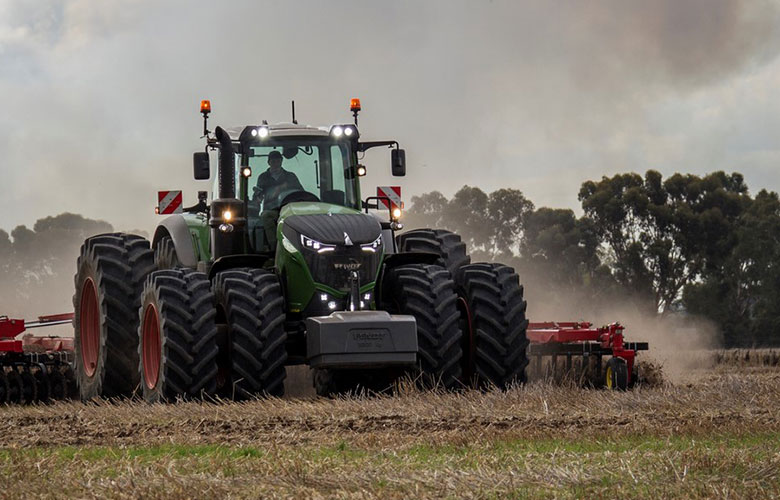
[72,99,529,401]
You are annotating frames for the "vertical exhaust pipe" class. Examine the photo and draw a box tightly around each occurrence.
[210,126,244,259]
[215,126,235,199]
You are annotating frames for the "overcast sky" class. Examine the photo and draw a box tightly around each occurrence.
[1,0,779,234]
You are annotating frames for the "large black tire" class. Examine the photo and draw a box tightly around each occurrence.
[396,229,471,279]
[382,264,463,389]
[460,263,529,389]
[138,269,219,402]
[73,233,155,399]
[213,269,287,399]
[155,236,181,270]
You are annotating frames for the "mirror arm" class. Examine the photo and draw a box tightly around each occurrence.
[363,196,394,219]
[357,141,399,153]
[184,191,209,215]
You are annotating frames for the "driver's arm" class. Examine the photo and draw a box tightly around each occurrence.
[286,171,304,192]
[253,174,271,202]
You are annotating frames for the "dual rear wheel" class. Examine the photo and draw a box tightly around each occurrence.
[138,268,287,402]
[397,229,530,389]
[74,234,287,402]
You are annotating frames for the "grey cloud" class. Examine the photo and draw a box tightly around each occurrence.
[1,0,779,234]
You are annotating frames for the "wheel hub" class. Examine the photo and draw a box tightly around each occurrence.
[142,304,162,390]
[79,278,100,378]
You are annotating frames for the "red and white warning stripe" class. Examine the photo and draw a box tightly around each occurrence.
[157,190,183,215]
[377,186,402,210]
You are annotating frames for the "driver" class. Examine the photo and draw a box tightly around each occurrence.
[253,150,304,250]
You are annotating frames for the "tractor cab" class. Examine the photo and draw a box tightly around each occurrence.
[232,124,362,253]
[186,100,408,319]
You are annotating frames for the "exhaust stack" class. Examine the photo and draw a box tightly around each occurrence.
[215,126,235,199]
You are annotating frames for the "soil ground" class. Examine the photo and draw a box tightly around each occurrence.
[0,355,779,498]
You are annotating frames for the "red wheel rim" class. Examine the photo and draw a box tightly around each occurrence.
[79,278,100,378]
[142,304,161,390]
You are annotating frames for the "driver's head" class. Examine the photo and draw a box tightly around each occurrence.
[267,151,283,174]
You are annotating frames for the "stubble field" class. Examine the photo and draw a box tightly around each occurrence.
[1,355,779,499]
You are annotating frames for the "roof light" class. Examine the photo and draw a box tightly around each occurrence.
[344,126,354,137]
[257,126,269,138]
[250,129,257,137]
[200,100,211,114]
[350,98,361,112]
[332,126,343,137]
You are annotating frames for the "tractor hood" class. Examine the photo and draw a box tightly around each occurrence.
[280,202,381,246]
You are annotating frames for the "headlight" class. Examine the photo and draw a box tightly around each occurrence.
[361,235,382,253]
[300,234,336,253]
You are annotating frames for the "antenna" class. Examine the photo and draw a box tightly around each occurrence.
[291,100,298,124]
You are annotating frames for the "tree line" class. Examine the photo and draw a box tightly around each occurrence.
[0,214,116,318]
[2,173,777,347]
[405,171,780,348]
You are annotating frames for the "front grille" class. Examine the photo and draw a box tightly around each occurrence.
[302,246,381,290]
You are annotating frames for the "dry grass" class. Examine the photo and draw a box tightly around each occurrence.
[0,365,779,498]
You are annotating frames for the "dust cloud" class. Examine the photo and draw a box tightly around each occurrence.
[521,270,719,383]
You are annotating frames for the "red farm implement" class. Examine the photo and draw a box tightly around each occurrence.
[527,321,649,390]
[0,313,76,404]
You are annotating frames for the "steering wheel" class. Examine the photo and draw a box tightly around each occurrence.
[279,190,320,207]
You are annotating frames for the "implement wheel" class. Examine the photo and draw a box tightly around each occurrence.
[605,357,628,391]
[459,263,529,389]
[396,229,471,279]
[6,370,22,404]
[214,268,287,399]
[49,369,68,400]
[34,369,51,403]
[73,233,155,399]
[138,269,218,402]
[19,370,37,405]
[382,263,463,390]
[0,370,8,403]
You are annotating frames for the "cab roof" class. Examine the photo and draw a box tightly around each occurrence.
[225,123,332,141]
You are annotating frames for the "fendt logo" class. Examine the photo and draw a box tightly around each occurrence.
[334,260,362,271]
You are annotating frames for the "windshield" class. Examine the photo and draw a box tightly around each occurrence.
[242,138,358,252]
[245,139,357,211]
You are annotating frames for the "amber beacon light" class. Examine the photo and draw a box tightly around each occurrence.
[350,98,361,112]
[350,98,361,125]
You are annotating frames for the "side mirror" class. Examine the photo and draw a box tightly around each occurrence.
[391,149,406,177]
[193,152,210,180]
